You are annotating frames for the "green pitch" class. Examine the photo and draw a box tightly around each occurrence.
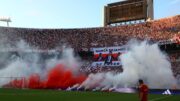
[0,88,179,101]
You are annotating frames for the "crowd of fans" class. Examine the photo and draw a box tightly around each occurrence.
[80,52,180,75]
[0,15,179,52]
[169,52,180,62]
[169,52,180,78]
[0,15,180,80]
[80,65,123,74]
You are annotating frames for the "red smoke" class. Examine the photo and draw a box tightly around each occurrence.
[7,64,87,89]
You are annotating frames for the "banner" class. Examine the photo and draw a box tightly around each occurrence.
[92,46,126,55]
[92,46,126,67]
[92,61,121,67]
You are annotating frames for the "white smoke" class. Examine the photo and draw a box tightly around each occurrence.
[0,40,41,86]
[0,38,177,89]
[82,41,177,89]
[0,40,81,87]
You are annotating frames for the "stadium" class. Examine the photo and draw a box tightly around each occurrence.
[0,0,180,101]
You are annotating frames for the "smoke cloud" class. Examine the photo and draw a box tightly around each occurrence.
[0,38,178,90]
[82,41,177,89]
[0,40,86,89]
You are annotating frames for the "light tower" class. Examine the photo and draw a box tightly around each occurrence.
[0,16,11,27]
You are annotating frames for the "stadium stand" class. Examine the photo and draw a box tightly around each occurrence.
[0,15,179,80]
[0,15,179,52]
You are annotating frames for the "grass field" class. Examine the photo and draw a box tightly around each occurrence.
[0,88,180,101]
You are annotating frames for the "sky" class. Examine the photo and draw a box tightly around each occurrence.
[0,0,180,28]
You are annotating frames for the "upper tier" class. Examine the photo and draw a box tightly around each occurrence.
[0,15,180,51]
